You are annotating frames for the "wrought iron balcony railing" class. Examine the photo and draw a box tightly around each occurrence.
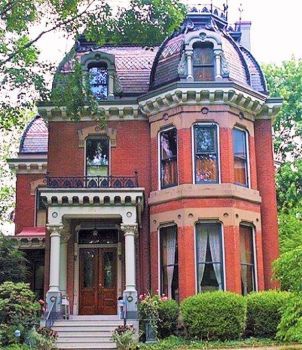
[46,174,139,189]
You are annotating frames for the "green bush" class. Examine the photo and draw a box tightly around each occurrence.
[277,292,302,342]
[246,290,290,338]
[180,291,246,340]
[0,282,40,346]
[158,299,179,339]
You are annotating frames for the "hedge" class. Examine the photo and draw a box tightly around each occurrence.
[158,299,179,338]
[246,290,290,338]
[180,291,246,340]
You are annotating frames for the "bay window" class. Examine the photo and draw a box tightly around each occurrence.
[196,222,224,292]
[160,225,179,300]
[240,225,256,295]
[233,128,249,186]
[194,124,219,183]
[160,128,178,188]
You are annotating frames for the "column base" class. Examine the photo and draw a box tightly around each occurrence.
[123,289,138,320]
[46,290,62,314]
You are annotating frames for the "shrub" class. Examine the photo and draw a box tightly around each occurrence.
[180,291,246,340]
[246,290,290,338]
[25,327,57,350]
[158,299,179,339]
[277,292,302,342]
[112,325,138,350]
[0,282,40,345]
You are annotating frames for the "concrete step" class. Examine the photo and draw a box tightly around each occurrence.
[53,326,118,332]
[54,320,124,326]
[55,331,114,337]
[57,337,113,343]
[57,343,117,349]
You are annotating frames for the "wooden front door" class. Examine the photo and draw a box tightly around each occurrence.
[79,248,117,315]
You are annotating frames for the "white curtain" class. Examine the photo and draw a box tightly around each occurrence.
[196,225,208,291]
[208,226,222,290]
[240,233,248,295]
[166,227,177,299]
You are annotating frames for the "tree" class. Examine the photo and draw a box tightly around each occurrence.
[0,233,29,284]
[263,59,302,162]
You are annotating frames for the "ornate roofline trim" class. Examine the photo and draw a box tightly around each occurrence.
[8,158,47,174]
[185,30,222,49]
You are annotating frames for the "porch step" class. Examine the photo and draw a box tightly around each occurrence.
[52,318,137,350]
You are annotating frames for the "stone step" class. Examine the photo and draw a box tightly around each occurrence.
[54,320,124,326]
[57,337,113,343]
[53,326,118,332]
[56,342,117,349]
[55,331,114,337]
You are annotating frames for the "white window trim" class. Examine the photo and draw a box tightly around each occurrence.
[157,126,179,190]
[194,221,226,293]
[84,136,111,177]
[192,122,221,185]
[233,127,251,189]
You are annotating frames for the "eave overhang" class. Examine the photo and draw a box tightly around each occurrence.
[7,155,47,174]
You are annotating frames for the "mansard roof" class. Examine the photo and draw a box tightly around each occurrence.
[19,115,48,154]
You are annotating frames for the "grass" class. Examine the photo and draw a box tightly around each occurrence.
[139,336,302,350]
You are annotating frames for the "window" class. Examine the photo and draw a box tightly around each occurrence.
[88,63,108,100]
[233,128,249,186]
[194,124,219,183]
[240,225,256,295]
[160,128,178,188]
[196,223,224,292]
[36,191,46,227]
[86,138,109,176]
[160,226,179,300]
[193,42,215,81]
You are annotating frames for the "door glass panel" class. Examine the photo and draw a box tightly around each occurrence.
[103,252,114,288]
[83,250,96,288]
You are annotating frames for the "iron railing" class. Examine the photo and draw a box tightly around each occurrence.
[46,174,139,189]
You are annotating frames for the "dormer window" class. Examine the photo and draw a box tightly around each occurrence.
[192,42,215,81]
[88,63,108,100]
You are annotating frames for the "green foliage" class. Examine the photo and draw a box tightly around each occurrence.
[0,282,40,346]
[25,327,57,350]
[277,292,302,342]
[112,325,138,350]
[246,291,290,338]
[158,299,179,339]
[263,59,302,161]
[139,293,161,336]
[0,234,29,284]
[1,345,31,350]
[180,291,246,340]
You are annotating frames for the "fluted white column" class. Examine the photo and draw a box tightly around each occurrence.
[186,50,193,81]
[59,231,70,295]
[214,49,222,80]
[47,225,63,293]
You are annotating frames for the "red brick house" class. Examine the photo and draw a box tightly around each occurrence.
[9,5,281,323]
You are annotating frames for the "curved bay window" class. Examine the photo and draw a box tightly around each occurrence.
[160,226,179,301]
[196,223,224,292]
[240,225,256,295]
[233,128,249,186]
[194,124,219,184]
[193,42,215,81]
[86,137,109,176]
[160,128,178,188]
[88,63,108,100]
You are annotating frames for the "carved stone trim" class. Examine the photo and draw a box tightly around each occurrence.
[47,224,64,236]
[30,178,45,195]
[78,125,117,148]
[121,224,138,235]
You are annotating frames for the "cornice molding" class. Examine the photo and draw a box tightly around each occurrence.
[8,158,47,174]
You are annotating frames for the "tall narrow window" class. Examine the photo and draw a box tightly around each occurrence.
[36,191,46,227]
[86,138,109,176]
[89,63,108,100]
[160,226,179,300]
[160,128,178,188]
[193,42,215,81]
[196,223,224,292]
[233,128,249,186]
[194,124,219,184]
[240,225,256,295]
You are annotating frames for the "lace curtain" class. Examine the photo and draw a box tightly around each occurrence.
[209,229,222,290]
[196,225,208,291]
[165,226,177,299]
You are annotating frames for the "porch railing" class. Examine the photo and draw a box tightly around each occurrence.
[46,173,139,189]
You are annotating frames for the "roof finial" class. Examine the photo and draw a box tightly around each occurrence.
[238,2,243,28]
[223,0,229,21]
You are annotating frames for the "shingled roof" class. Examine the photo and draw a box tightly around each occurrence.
[19,116,48,154]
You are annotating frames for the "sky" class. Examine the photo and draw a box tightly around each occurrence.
[37,0,302,66]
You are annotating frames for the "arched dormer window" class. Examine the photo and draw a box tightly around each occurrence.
[192,42,215,81]
[88,63,108,100]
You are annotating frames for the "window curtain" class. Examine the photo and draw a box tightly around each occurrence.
[209,228,222,290]
[240,228,250,295]
[162,160,177,187]
[166,227,177,299]
[196,225,208,291]
[234,158,246,185]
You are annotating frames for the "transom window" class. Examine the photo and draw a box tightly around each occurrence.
[86,138,109,176]
[194,124,219,184]
[88,63,108,100]
[193,42,215,81]
[160,225,179,301]
[160,128,178,189]
[233,128,249,187]
[240,225,256,295]
[196,222,224,292]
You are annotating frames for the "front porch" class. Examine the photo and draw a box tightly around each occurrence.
[40,176,144,321]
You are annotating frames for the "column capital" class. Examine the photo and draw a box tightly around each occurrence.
[47,224,64,237]
[121,224,138,235]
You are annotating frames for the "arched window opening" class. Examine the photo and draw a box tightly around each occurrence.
[88,62,108,100]
[86,137,109,176]
[192,42,215,81]
[240,225,256,295]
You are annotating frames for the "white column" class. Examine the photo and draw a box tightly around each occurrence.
[186,50,194,81]
[121,224,138,292]
[214,49,222,80]
[59,231,70,295]
[47,225,63,293]
[108,70,114,97]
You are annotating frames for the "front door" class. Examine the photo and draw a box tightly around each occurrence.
[79,248,117,315]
